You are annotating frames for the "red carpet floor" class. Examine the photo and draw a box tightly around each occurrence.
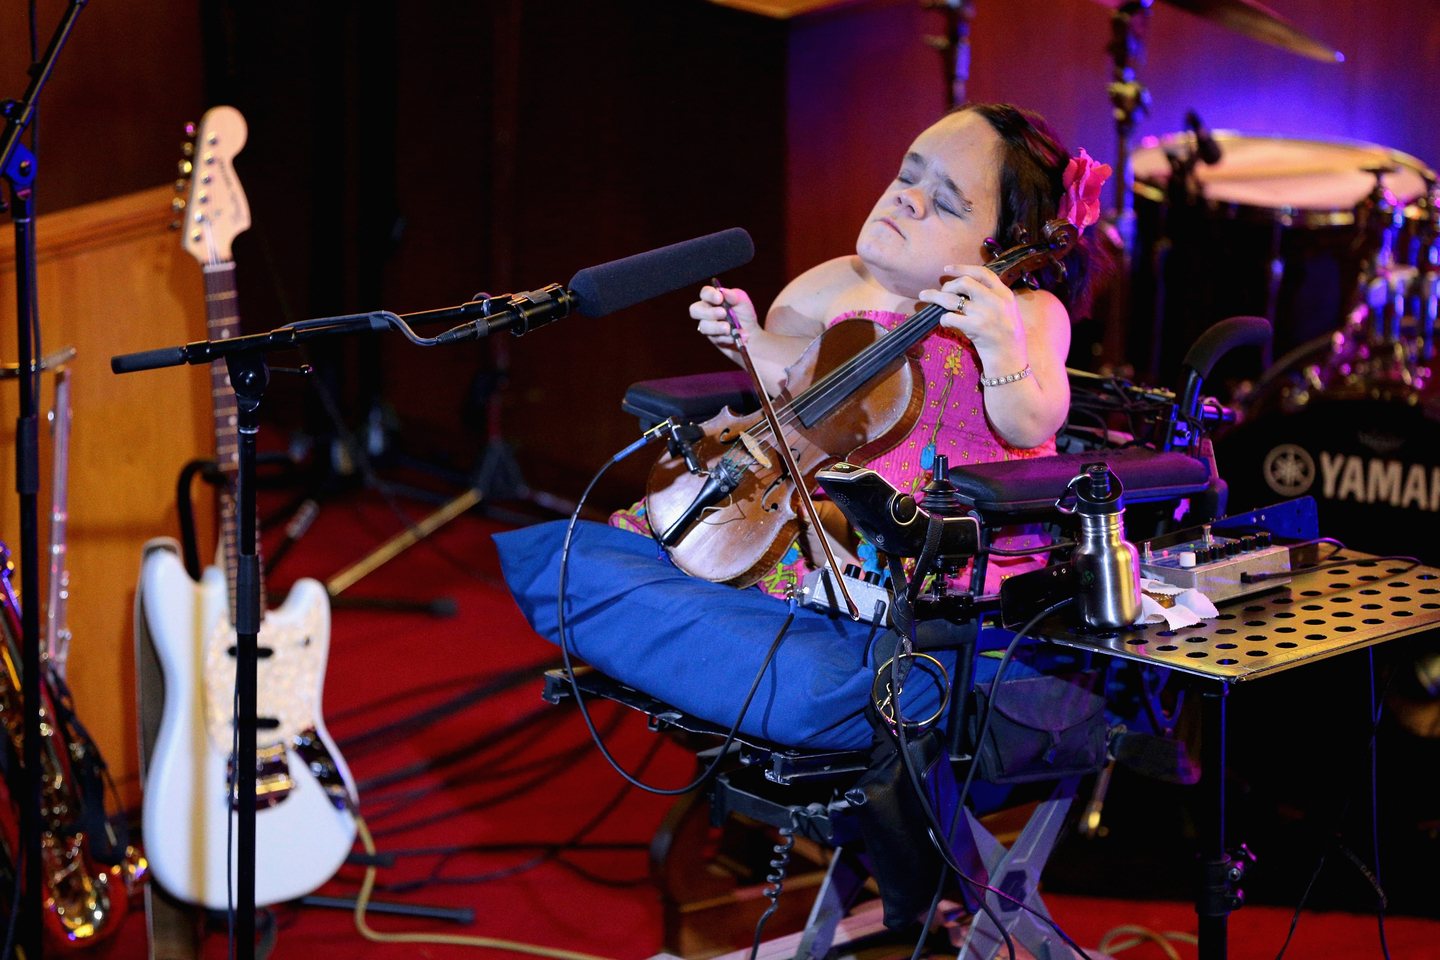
[90,489,1440,960]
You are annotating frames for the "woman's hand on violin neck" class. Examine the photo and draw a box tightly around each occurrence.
[920,265,1027,358]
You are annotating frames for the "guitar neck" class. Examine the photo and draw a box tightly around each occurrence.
[203,262,267,620]
[43,369,72,673]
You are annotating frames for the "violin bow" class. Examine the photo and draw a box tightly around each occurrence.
[713,280,861,621]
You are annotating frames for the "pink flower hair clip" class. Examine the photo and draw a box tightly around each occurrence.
[1057,148,1113,231]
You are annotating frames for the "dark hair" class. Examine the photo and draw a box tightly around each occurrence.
[956,102,1112,319]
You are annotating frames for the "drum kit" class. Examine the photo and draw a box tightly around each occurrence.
[1072,0,1440,562]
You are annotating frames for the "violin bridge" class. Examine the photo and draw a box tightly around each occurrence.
[739,431,772,470]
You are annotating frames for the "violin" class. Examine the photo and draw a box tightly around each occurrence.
[644,219,1078,588]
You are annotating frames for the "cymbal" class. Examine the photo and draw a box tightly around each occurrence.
[1088,0,1343,64]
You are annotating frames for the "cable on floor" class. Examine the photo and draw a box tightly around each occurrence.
[1097,925,1196,960]
[352,813,615,960]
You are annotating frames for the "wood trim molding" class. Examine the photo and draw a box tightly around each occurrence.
[0,184,180,268]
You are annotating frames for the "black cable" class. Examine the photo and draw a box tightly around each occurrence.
[982,540,1076,557]
[363,702,624,815]
[891,616,1016,960]
[382,841,647,858]
[910,877,946,960]
[337,659,560,755]
[328,670,518,724]
[377,732,664,894]
[558,439,797,796]
[1274,639,1411,960]
[356,700,570,794]
[369,706,628,836]
[893,598,1092,960]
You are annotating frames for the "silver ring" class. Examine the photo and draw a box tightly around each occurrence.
[955,293,969,314]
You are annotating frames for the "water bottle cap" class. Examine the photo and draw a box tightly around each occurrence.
[1072,462,1124,516]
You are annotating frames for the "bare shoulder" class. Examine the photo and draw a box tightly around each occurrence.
[1014,287,1072,351]
[765,256,866,338]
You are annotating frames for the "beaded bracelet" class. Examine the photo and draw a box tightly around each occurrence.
[978,364,1031,388]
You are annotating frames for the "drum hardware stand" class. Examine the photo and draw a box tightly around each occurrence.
[921,0,977,111]
[1147,113,1225,380]
[1195,683,1253,960]
[1101,0,1153,367]
[0,2,87,955]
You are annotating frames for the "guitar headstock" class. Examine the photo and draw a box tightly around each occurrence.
[982,219,1080,287]
[174,106,251,266]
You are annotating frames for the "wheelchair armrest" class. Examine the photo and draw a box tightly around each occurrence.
[951,446,1212,517]
[621,370,759,429]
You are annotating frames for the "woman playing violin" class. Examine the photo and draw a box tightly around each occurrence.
[613,103,1111,594]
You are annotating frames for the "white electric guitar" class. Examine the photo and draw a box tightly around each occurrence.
[140,105,357,909]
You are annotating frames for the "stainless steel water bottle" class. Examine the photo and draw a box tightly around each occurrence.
[1062,462,1141,629]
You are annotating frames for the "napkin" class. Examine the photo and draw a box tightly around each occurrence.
[1138,577,1219,629]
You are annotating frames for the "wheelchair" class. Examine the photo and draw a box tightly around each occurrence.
[533,316,1285,960]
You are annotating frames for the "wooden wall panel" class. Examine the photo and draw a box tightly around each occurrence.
[0,185,214,809]
[0,0,205,216]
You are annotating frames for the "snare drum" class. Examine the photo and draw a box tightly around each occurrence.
[1128,133,1435,389]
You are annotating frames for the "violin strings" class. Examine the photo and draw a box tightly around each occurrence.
[715,304,945,477]
[703,241,1054,484]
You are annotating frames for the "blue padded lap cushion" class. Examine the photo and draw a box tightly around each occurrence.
[494,520,955,751]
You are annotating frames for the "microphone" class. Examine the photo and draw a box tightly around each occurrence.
[1185,110,1223,167]
[433,227,754,343]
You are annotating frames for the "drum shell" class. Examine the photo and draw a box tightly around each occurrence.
[1129,196,1390,391]
[1215,399,1440,564]
[1126,133,1435,392]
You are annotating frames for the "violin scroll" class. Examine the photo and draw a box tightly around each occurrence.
[982,218,1079,288]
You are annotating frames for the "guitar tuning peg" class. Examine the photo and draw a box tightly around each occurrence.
[174,178,188,192]
[170,220,182,231]
[182,141,195,157]
[178,159,193,177]
[184,121,196,137]
[172,197,186,213]
[982,238,1003,260]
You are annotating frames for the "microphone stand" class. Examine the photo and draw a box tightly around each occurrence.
[0,2,89,956]
[110,305,488,960]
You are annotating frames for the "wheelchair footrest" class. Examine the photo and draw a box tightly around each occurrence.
[709,766,863,847]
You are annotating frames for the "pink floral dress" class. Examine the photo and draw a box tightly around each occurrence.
[611,310,1057,596]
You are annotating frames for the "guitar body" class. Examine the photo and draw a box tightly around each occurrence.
[140,548,356,909]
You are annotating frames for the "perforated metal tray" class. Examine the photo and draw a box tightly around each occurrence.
[1031,555,1440,682]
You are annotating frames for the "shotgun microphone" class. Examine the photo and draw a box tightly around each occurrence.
[433,227,755,343]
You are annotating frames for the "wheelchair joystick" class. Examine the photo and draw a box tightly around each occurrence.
[920,454,965,518]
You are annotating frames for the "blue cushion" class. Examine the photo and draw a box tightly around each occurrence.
[495,520,959,751]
